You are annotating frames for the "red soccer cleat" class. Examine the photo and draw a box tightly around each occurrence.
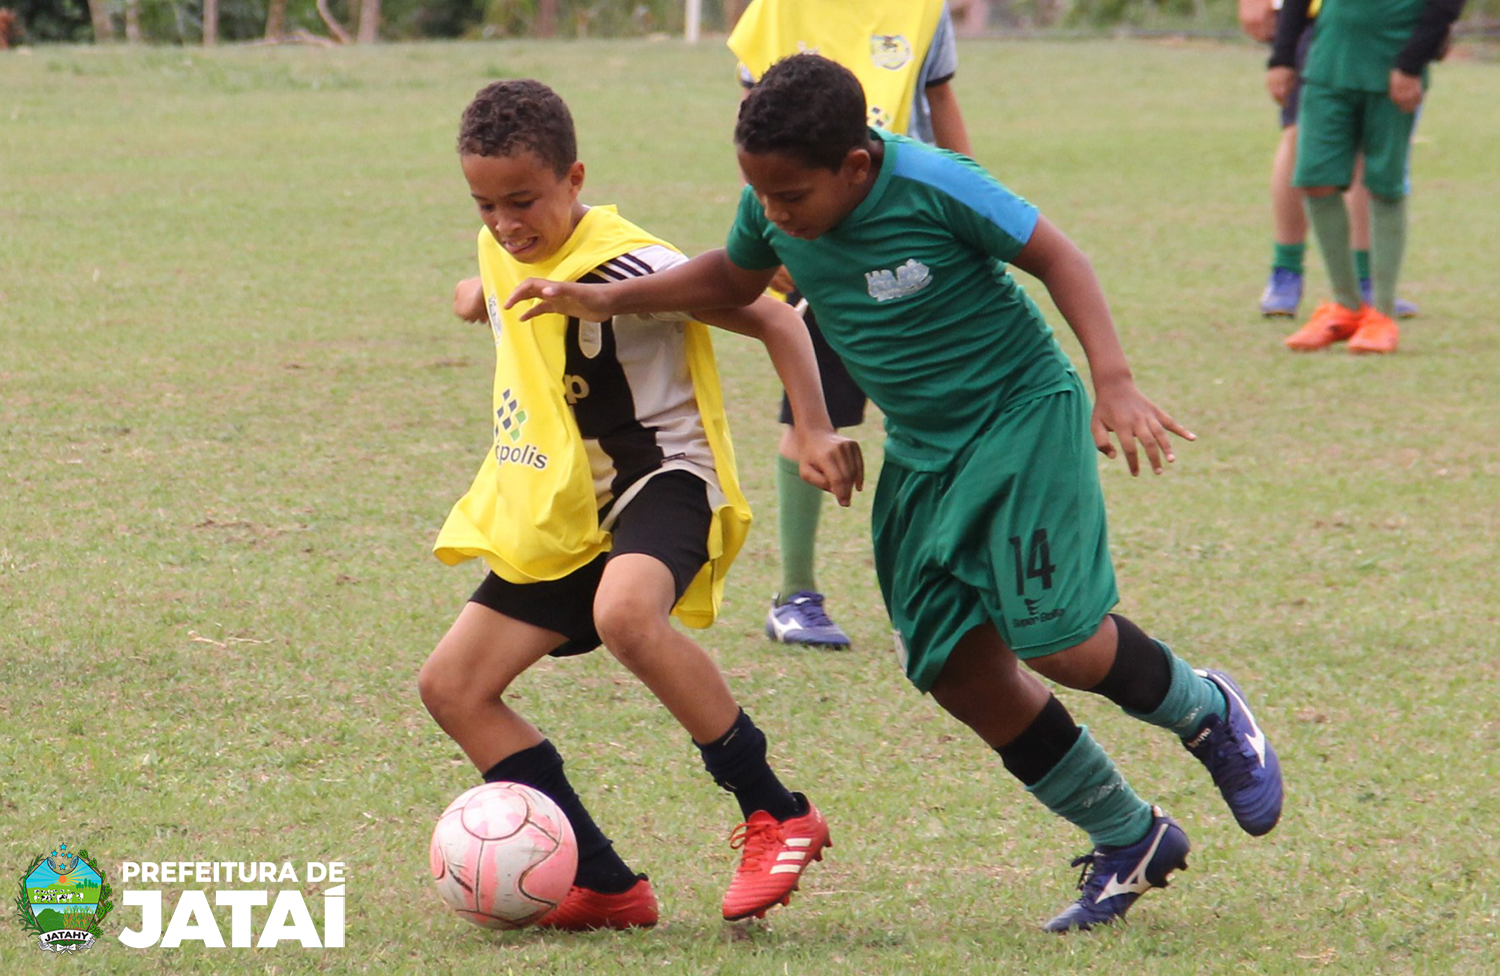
[535,875,659,931]
[1283,301,1364,350]
[721,795,831,921]
[1347,307,1400,354]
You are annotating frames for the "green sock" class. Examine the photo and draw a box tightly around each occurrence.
[1126,643,1227,739]
[1369,195,1408,318]
[1304,193,1362,310]
[1027,726,1153,849]
[1354,249,1371,282]
[776,452,822,597]
[1272,242,1305,274]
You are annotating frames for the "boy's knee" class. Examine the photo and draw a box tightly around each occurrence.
[1025,619,1115,689]
[593,598,662,665]
[416,655,458,718]
[418,646,499,720]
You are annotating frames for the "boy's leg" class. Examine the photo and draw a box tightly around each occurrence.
[766,301,860,649]
[1348,96,1417,352]
[1031,615,1284,837]
[598,473,829,920]
[927,624,1188,932]
[419,598,654,926]
[1261,93,1305,315]
[1367,193,1407,318]
[1285,81,1368,349]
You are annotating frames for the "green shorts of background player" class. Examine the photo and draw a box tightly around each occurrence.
[1268,0,1465,354]
[508,53,1287,933]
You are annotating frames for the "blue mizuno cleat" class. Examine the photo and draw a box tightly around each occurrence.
[765,591,851,649]
[1043,807,1190,933]
[1185,669,1284,836]
[1359,278,1419,318]
[1259,268,1303,317]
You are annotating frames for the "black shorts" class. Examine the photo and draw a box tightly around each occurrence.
[467,470,713,656]
[777,293,867,430]
[1279,24,1317,129]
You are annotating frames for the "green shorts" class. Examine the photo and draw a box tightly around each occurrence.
[1294,81,1415,200]
[871,381,1118,692]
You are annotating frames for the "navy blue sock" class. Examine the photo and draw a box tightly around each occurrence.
[695,709,802,821]
[483,740,637,894]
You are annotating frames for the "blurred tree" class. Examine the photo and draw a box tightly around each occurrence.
[86,0,112,39]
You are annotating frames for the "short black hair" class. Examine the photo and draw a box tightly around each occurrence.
[735,53,868,172]
[457,79,577,176]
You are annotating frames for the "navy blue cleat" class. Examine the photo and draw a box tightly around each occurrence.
[1259,268,1303,316]
[765,591,851,649]
[1043,808,1190,933]
[1185,669,1284,836]
[1359,278,1419,318]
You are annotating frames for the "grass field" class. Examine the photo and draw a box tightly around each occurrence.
[3,35,1499,975]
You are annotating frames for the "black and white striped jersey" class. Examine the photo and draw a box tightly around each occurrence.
[568,244,722,527]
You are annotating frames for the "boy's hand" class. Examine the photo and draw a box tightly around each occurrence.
[1090,377,1195,476]
[1389,70,1424,112]
[454,277,487,322]
[505,278,614,323]
[795,430,865,507]
[1266,66,1296,106]
[1238,0,1275,42]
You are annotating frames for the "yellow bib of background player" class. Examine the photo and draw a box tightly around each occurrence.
[728,0,944,135]
[433,206,752,628]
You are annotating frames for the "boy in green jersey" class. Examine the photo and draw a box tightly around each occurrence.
[1269,0,1465,353]
[507,53,1285,932]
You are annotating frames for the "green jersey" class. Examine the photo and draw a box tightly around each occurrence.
[725,128,1076,471]
[1306,0,1432,92]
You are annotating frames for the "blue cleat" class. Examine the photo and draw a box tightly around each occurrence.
[1185,669,1284,836]
[1359,278,1419,318]
[1043,807,1190,933]
[1259,267,1303,316]
[765,591,851,649]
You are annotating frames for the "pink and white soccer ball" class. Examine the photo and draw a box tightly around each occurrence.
[429,781,578,929]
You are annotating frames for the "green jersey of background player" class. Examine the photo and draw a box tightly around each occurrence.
[507,53,1286,933]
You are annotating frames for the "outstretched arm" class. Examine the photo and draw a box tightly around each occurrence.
[506,248,774,322]
[927,81,973,157]
[1010,216,1195,476]
[698,297,864,506]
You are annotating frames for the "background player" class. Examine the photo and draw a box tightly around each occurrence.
[1269,0,1465,353]
[728,0,972,650]
[1240,0,1418,318]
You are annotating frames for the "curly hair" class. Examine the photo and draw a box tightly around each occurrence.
[735,53,869,172]
[457,79,577,176]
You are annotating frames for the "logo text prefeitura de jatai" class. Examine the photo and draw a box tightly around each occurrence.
[117,861,346,949]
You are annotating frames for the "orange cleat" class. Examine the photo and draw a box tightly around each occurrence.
[1347,307,1399,354]
[721,795,831,921]
[1283,301,1365,350]
[536,875,659,931]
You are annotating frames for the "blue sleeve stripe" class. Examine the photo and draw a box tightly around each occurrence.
[892,147,1039,244]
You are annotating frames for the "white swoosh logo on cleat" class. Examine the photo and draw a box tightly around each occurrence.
[769,614,804,641]
[1095,824,1169,902]
[1224,681,1266,765]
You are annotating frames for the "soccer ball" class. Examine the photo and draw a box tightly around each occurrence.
[429,781,578,930]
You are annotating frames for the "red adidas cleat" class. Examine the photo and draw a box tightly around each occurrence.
[721,794,831,921]
[536,875,659,931]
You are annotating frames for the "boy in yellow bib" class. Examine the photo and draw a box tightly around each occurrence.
[421,80,863,928]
